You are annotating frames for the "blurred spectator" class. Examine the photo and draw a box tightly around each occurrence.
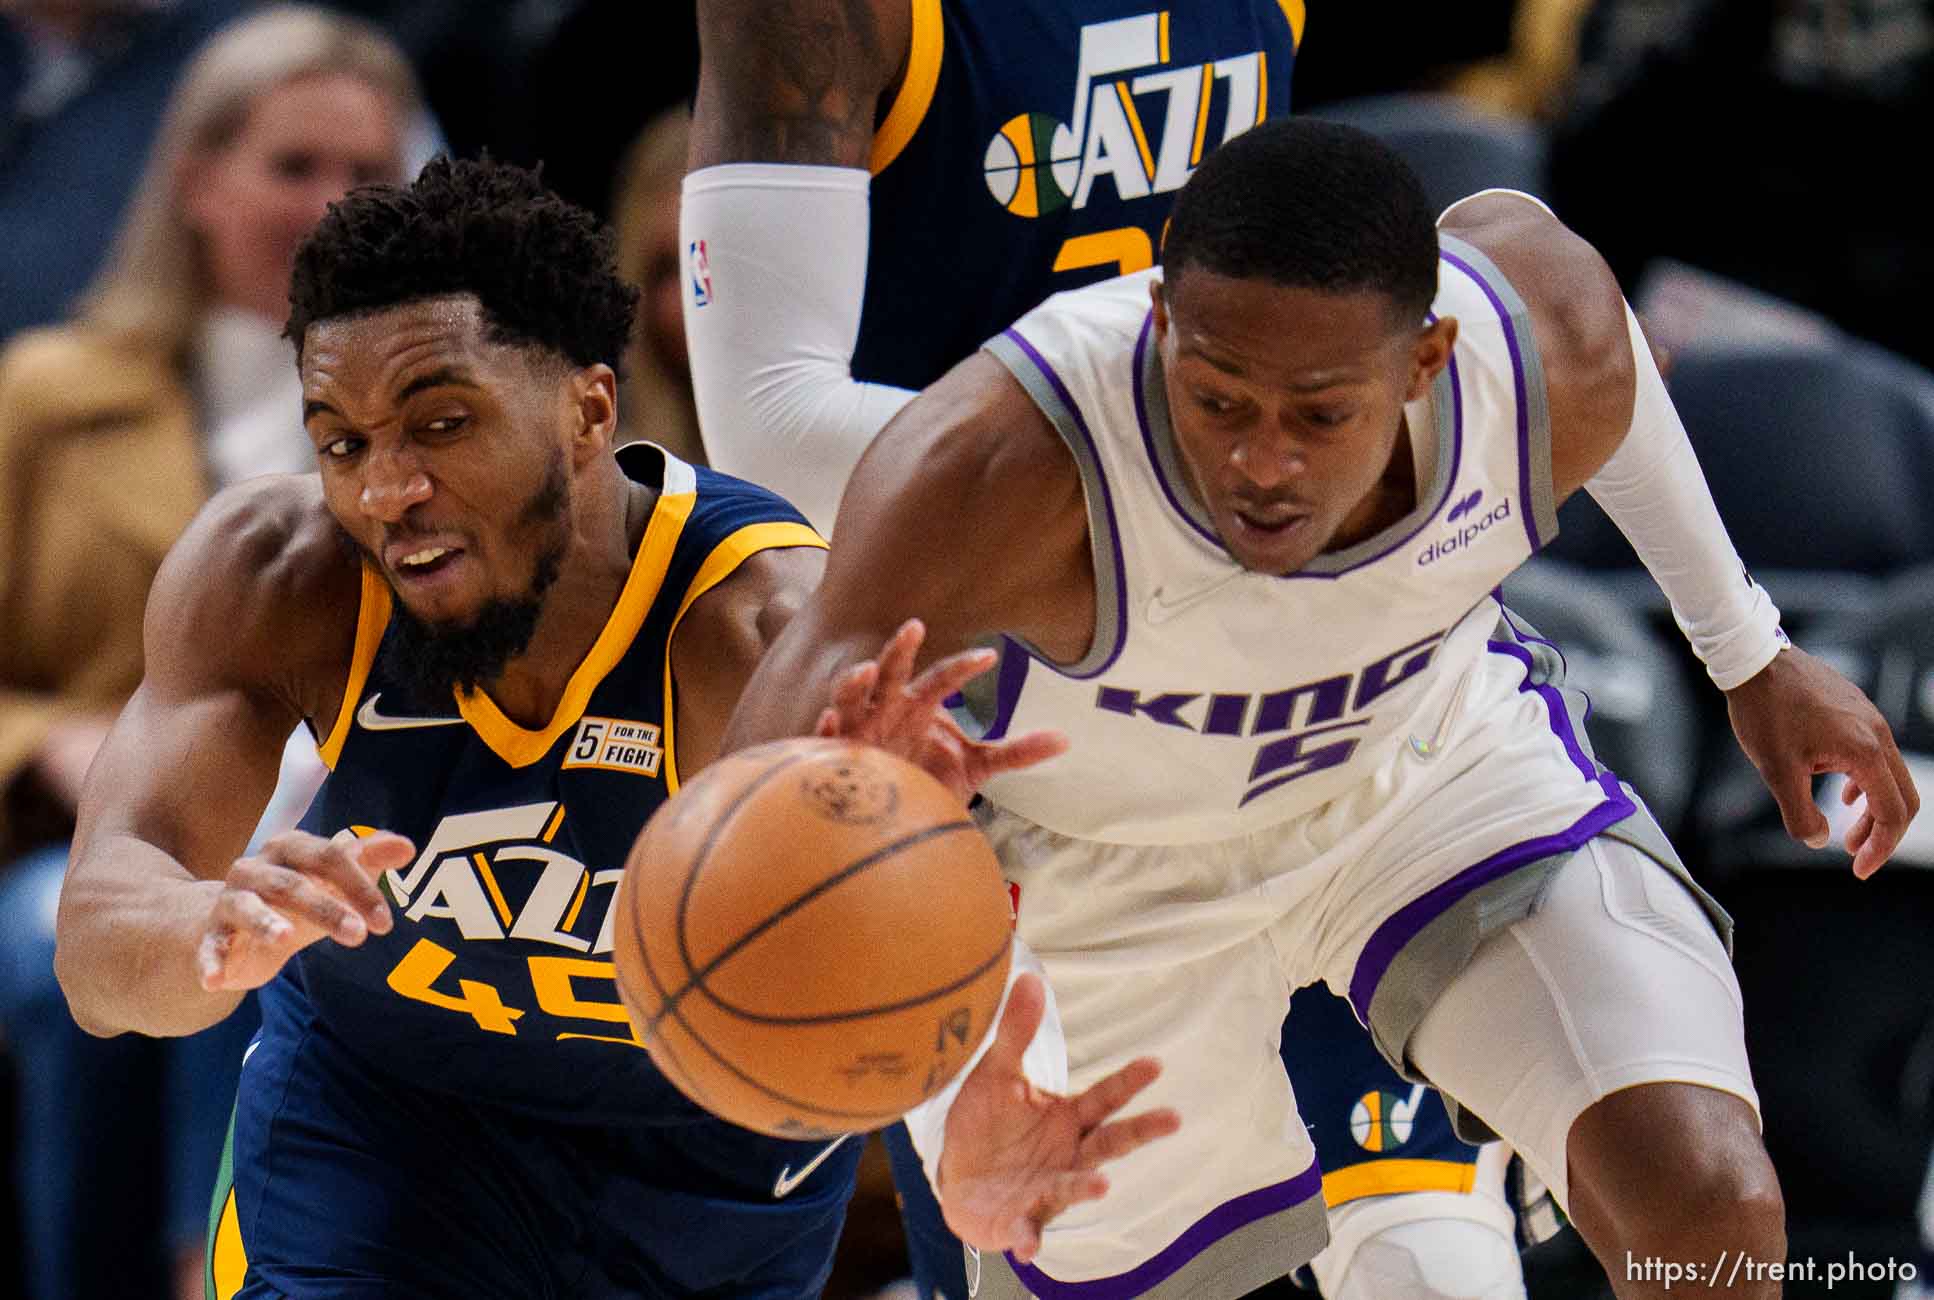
[0,8,417,1298]
[609,105,702,465]
[0,0,255,343]
[1549,0,1934,369]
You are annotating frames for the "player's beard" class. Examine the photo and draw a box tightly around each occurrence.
[346,450,572,703]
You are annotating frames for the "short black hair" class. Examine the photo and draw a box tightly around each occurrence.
[1161,119,1439,325]
[287,156,639,371]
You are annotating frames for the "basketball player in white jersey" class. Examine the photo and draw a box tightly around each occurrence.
[728,118,1920,1299]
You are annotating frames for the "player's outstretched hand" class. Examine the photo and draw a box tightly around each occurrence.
[1725,646,1921,879]
[936,973,1181,1263]
[815,618,1068,803]
[196,829,411,990]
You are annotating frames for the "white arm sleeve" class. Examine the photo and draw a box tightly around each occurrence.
[901,936,1066,1197]
[1585,304,1788,690]
[680,163,918,535]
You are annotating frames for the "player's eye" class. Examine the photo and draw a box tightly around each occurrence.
[319,435,362,460]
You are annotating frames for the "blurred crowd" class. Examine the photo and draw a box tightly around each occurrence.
[0,2,1928,1298]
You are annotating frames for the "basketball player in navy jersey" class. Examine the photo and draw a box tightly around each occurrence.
[724,119,1920,1299]
[48,156,1152,1299]
[682,4,1532,1297]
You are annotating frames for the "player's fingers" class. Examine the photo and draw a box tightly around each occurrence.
[814,707,841,738]
[1844,808,1876,855]
[1072,1055,1163,1130]
[260,830,397,930]
[200,891,293,988]
[906,646,998,714]
[977,729,1069,779]
[831,659,880,721]
[1077,1106,1183,1169]
[1761,760,1830,849]
[986,971,1046,1072]
[875,619,926,692]
[1845,748,1911,878]
[229,860,367,944]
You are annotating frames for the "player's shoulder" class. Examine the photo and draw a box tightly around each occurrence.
[1009,268,1162,345]
[148,474,360,684]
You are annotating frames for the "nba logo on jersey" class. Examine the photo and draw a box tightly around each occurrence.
[689,239,712,307]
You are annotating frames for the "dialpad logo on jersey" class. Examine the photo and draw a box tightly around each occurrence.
[1094,628,1447,807]
[371,803,642,1048]
[982,12,1271,219]
[562,716,663,777]
[1417,491,1513,566]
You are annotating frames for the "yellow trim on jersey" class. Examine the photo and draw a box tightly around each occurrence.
[1158,10,1170,62]
[317,566,394,769]
[473,851,514,926]
[1114,81,1156,181]
[210,1187,246,1299]
[542,804,566,843]
[1190,63,1215,165]
[1322,1157,1477,1207]
[1255,50,1270,126]
[456,486,696,768]
[660,521,827,793]
[1277,0,1306,49]
[871,0,944,175]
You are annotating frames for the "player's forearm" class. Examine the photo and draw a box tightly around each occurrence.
[681,163,915,533]
[54,834,244,1038]
[1584,305,1786,690]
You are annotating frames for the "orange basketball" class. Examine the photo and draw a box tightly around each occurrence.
[612,737,1013,1138]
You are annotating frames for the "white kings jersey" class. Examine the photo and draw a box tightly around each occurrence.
[973,236,1562,845]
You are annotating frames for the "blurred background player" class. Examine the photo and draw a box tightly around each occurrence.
[0,9,416,1297]
[683,2,1527,1296]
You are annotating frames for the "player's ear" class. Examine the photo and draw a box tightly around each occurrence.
[1150,276,1170,341]
[1405,316,1457,402]
[570,363,620,461]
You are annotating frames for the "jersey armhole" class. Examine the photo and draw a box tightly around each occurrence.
[316,566,393,769]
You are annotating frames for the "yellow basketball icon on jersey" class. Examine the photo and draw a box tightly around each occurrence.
[983,113,1078,218]
[1349,1089,1417,1153]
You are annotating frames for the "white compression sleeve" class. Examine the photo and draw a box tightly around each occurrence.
[1584,305,1788,690]
[902,937,1067,1197]
[680,163,917,534]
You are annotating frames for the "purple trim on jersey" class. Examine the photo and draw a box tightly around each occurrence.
[1441,249,1541,553]
[1001,327,1129,681]
[1133,311,1219,548]
[1007,1160,1324,1299]
[1346,635,1633,1021]
[979,636,1032,742]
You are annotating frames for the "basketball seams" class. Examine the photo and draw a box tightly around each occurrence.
[704,925,1010,1027]
[654,818,981,1035]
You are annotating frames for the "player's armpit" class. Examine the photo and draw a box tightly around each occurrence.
[690,0,911,168]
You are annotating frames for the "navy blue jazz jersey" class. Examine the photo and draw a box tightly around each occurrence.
[209,446,859,1300]
[852,0,1303,392]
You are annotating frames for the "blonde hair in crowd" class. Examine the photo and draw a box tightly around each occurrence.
[77,4,421,358]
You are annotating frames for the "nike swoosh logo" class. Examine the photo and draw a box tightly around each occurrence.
[1143,573,1244,626]
[772,1134,853,1199]
[356,693,465,732]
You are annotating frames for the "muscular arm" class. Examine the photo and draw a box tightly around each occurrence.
[724,352,1094,749]
[689,0,908,169]
[1448,193,1918,871]
[54,478,360,1037]
[682,0,918,532]
[668,543,827,777]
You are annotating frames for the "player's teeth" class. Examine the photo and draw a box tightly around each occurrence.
[402,547,449,567]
